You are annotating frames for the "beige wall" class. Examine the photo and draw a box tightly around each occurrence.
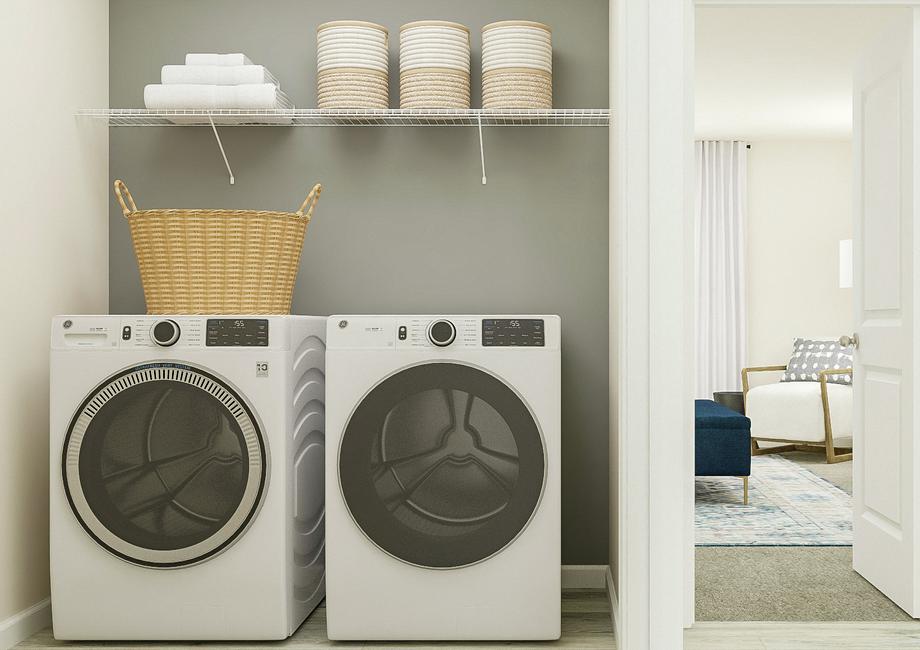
[746,140,853,367]
[0,0,108,631]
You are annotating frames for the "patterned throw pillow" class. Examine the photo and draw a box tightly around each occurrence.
[780,338,853,385]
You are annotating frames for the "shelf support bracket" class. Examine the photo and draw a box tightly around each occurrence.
[207,113,235,185]
[477,114,487,185]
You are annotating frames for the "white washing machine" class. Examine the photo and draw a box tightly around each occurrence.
[50,315,326,640]
[325,315,560,641]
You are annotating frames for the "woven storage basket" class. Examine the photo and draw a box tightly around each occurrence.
[399,68,471,108]
[399,20,471,109]
[114,180,322,315]
[317,67,389,109]
[317,21,389,109]
[481,20,553,109]
[482,68,553,109]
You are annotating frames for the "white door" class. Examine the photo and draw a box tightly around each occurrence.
[852,9,920,617]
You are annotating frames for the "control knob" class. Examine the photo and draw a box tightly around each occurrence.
[151,319,180,347]
[427,319,457,347]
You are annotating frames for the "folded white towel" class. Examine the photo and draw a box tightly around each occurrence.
[161,64,280,87]
[143,83,293,110]
[185,53,253,66]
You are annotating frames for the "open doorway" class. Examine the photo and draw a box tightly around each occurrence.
[692,5,912,622]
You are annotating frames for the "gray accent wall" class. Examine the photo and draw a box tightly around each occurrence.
[109,0,609,564]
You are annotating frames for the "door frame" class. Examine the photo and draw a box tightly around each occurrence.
[610,1,694,648]
[611,1,920,649]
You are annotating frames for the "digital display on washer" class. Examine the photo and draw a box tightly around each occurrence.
[482,319,544,347]
[206,319,269,346]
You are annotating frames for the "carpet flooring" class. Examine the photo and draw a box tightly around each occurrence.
[783,447,853,494]
[696,546,910,622]
[696,448,910,622]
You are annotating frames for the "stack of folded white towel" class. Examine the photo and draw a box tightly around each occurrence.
[144,53,293,110]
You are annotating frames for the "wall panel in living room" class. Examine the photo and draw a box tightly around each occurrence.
[746,139,854,367]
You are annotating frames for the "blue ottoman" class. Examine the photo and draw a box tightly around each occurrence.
[695,399,752,504]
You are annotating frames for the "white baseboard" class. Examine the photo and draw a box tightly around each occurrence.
[0,598,50,650]
[606,566,619,644]
[561,564,608,589]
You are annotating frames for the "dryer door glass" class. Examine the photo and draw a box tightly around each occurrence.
[339,362,546,568]
[62,363,266,568]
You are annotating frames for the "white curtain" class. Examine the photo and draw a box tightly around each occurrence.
[695,141,747,399]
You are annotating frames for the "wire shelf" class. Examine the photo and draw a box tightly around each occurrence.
[77,108,610,127]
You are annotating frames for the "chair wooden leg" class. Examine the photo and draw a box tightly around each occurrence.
[751,439,797,456]
[821,414,853,462]
[826,449,853,464]
[741,476,749,505]
[820,373,853,464]
[755,440,852,463]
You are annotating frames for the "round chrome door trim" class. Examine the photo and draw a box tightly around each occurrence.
[62,361,268,569]
[337,359,547,571]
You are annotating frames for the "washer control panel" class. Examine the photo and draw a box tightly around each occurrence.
[52,316,283,350]
[482,318,545,347]
[206,318,269,347]
[127,317,204,348]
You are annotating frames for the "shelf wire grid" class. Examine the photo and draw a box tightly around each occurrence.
[77,108,610,127]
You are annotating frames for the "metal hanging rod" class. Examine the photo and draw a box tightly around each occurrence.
[206,113,234,185]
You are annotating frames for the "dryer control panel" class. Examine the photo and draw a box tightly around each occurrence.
[481,318,545,347]
[398,317,480,348]
[327,315,560,350]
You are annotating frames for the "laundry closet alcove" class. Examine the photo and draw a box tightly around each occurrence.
[104,0,610,570]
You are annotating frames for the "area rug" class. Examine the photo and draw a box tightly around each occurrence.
[696,455,852,546]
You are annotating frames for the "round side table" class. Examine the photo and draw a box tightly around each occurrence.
[713,390,745,415]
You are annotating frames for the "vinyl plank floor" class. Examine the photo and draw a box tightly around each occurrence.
[685,622,920,650]
[17,590,614,650]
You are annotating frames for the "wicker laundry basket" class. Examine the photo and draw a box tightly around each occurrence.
[114,180,322,314]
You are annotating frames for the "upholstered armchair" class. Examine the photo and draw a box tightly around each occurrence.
[742,350,853,464]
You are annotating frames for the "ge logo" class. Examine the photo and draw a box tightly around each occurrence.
[256,362,269,378]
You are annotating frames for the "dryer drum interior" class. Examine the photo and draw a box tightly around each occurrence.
[62,363,266,568]
[339,362,546,569]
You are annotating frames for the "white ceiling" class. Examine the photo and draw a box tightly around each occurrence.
[695,7,906,141]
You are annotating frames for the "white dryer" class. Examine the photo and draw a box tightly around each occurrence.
[325,315,560,641]
[50,315,326,640]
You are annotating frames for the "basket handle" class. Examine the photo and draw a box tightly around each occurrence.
[296,183,323,220]
[113,180,138,216]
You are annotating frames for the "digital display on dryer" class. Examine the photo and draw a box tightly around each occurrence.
[206,319,269,346]
[482,319,544,347]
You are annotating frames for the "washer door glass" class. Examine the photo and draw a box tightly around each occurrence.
[62,363,266,568]
[339,362,545,568]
